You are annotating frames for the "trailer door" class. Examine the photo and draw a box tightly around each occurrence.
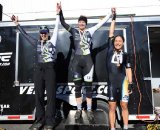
[148,26,160,107]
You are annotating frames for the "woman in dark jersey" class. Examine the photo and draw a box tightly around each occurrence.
[57,3,111,120]
[11,4,60,130]
[107,8,133,130]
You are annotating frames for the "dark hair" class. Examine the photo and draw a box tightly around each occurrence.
[78,15,87,25]
[113,35,125,43]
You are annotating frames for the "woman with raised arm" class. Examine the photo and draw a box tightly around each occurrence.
[11,4,60,130]
[57,2,112,121]
[107,8,133,130]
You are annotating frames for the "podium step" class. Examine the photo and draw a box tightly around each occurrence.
[65,110,109,130]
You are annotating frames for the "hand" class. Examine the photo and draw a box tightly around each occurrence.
[111,8,116,20]
[128,83,133,94]
[56,2,61,14]
[111,8,116,14]
[11,15,19,26]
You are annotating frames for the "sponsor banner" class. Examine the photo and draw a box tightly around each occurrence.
[0,52,12,66]
[19,83,108,95]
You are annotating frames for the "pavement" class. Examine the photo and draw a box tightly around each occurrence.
[0,119,149,130]
[0,109,158,130]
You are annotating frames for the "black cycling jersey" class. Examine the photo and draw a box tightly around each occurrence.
[59,10,111,55]
[106,37,131,102]
[17,15,59,63]
[106,37,131,82]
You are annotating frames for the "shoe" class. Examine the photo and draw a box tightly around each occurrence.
[29,122,43,130]
[44,125,54,130]
[87,110,94,121]
[74,110,82,120]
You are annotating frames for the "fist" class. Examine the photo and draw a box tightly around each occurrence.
[11,15,16,21]
[128,83,133,94]
[111,8,116,14]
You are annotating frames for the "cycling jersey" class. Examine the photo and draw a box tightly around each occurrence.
[106,37,131,102]
[17,15,59,63]
[59,10,111,55]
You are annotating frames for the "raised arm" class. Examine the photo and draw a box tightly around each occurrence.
[88,9,112,36]
[106,8,116,48]
[50,4,60,46]
[11,15,37,46]
[109,8,116,38]
[57,2,72,33]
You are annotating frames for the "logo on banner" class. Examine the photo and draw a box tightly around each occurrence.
[0,52,13,66]
[20,85,35,95]
[0,104,10,114]
[19,83,108,95]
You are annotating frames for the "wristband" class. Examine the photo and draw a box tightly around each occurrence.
[112,14,116,21]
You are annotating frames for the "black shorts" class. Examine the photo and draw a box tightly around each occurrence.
[72,54,94,82]
[108,76,129,102]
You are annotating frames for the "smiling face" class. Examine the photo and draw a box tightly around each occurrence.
[39,26,50,41]
[114,36,124,50]
[78,20,87,31]
[40,33,49,41]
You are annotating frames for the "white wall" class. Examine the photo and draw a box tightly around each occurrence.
[0,0,160,21]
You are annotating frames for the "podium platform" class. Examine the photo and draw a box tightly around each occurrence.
[64,110,109,130]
